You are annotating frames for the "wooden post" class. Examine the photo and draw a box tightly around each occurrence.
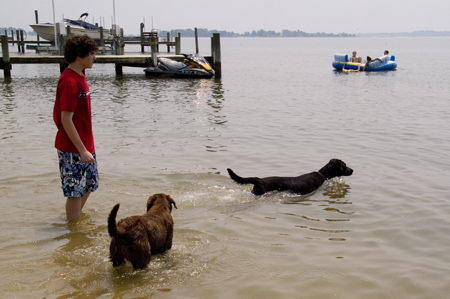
[112,24,118,55]
[195,27,199,54]
[112,27,124,55]
[35,10,40,45]
[166,32,170,53]
[115,63,123,75]
[16,30,20,52]
[119,28,125,55]
[140,23,145,53]
[1,35,11,78]
[60,26,70,53]
[20,30,25,53]
[211,33,221,78]
[58,34,64,54]
[175,33,181,55]
[156,32,160,53]
[150,35,158,67]
[9,30,15,46]
[100,26,104,47]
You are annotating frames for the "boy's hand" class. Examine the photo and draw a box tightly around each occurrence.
[80,150,95,163]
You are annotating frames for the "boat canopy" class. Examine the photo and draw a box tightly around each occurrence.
[64,18,101,30]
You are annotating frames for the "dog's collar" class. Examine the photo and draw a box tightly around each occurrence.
[317,171,327,181]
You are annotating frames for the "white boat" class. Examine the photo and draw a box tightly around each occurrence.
[30,13,112,42]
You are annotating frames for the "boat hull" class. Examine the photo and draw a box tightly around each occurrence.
[144,67,214,78]
[30,23,112,41]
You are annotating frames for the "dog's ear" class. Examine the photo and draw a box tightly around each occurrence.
[147,195,156,211]
[166,195,178,210]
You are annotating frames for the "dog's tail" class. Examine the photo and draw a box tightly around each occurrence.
[108,204,120,237]
[227,168,260,185]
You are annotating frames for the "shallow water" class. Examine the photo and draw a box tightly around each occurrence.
[1,37,450,298]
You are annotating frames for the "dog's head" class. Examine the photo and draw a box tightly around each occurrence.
[329,159,353,177]
[146,193,178,212]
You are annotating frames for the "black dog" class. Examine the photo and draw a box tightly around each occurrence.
[227,159,353,196]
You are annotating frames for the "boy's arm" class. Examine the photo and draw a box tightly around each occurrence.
[61,110,94,163]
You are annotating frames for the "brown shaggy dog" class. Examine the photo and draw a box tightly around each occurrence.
[108,193,177,269]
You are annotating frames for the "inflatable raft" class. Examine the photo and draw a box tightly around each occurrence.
[332,53,397,72]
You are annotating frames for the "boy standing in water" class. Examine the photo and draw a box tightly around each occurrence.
[53,35,99,221]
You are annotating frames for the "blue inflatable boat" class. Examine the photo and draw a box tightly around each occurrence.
[332,53,397,72]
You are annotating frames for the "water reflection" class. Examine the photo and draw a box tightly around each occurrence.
[0,81,16,114]
[277,180,353,243]
[98,76,228,155]
[322,180,351,199]
[109,76,132,105]
[280,179,352,204]
[1,77,56,142]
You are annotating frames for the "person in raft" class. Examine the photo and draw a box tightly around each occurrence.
[342,63,361,72]
[53,34,99,221]
[350,51,362,63]
[365,56,383,68]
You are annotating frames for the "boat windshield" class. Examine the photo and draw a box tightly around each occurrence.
[63,18,100,30]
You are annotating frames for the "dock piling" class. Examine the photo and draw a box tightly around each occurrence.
[15,31,19,51]
[166,33,171,52]
[20,30,25,53]
[100,27,104,47]
[211,33,222,78]
[175,33,181,55]
[115,63,123,75]
[150,34,158,67]
[140,23,145,53]
[1,35,11,78]
[35,10,41,45]
[195,28,199,54]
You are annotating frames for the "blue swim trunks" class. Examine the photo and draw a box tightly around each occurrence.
[58,150,99,197]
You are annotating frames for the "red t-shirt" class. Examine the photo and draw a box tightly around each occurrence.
[53,68,95,153]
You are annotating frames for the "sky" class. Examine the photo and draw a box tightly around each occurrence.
[1,0,450,35]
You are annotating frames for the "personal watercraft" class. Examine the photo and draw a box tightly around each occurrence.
[144,54,215,78]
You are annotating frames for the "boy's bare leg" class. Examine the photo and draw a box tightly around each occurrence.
[66,192,91,221]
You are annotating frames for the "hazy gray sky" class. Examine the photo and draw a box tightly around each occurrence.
[2,0,450,35]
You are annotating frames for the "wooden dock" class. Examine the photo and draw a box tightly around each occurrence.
[2,54,187,75]
[4,54,174,65]
[1,33,222,78]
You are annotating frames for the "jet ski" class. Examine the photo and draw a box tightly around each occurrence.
[144,54,215,78]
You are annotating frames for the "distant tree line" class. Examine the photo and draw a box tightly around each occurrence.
[356,30,450,37]
[5,26,450,39]
[1,27,28,35]
[160,28,356,38]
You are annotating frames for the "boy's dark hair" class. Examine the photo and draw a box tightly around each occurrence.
[63,34,99,63]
